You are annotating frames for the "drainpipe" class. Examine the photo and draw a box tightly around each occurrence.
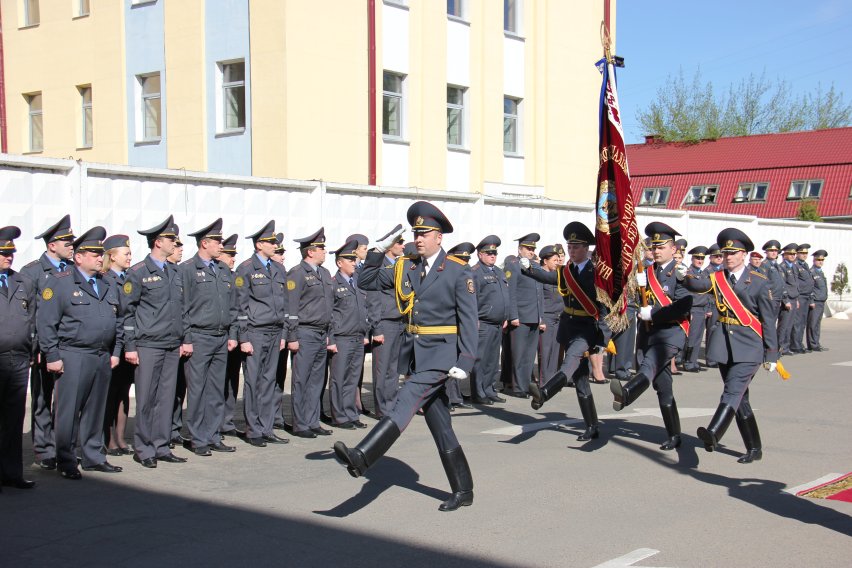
[367,0,376,185]
[0,5,8,153]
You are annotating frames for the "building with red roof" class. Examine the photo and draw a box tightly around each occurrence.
[627,127,852,224]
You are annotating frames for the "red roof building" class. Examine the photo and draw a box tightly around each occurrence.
[627,128,852,223]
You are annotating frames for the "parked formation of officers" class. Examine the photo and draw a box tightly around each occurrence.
[0,203,833,510]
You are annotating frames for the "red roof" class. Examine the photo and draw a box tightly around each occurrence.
[627,128,852,219]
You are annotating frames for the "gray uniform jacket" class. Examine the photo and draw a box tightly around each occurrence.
[179,254,237,343]
[505,258,543,324]
[20,254,74,353]
[760,259,785,303]
[811,267,828,302]
[796,260,814,301]
[287,260,334,330]
[366,254,403,332]
[235,255,290,338]
[780,260,801,302]
[643,259,693,346]
[0,270,36,355]
[120,255,183,351]
[686,266,711,309]
[330,271,369,344]
[357,249,478,375]
[471,262,509,324]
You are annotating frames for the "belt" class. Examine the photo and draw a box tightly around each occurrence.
[563,307,592,318]
[718,316,743,326]
[406,324,458,335]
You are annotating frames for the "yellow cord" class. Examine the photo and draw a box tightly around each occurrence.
[394,257,415,316]
[556,265,571,297]
[709,273,729,315]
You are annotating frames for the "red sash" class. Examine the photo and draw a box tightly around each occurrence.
[646,268,690,336]
[711,272,763,337]
[561,264,599,320]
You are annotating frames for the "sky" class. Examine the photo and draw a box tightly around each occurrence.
[615,0,852,143]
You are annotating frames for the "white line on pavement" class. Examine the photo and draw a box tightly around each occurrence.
[831,361,852,366]
[591,548,669,568]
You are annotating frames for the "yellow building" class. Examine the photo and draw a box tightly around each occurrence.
[1,0,613,202]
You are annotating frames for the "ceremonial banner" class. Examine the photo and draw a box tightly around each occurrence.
[593,56,640,331]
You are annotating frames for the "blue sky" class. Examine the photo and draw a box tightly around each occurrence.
[615,0,852,143]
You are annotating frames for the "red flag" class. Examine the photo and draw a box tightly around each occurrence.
[593,57,640,331]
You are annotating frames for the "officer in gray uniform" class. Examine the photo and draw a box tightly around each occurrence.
[537,245,564,385]
[505,233,543,397]
[122,216,187,468]
[683,246,710,372]
[791,243,814,353]
[271,233,292,429]
[610,222,693,450]
[522,223,611,441]
[328,240,370,429]
[760,240,786,349]
[179,219,237,455]
[0,227,37,490]
[37,227,124,479]
[20,215,76,470]
[235,221,290,447]
[469,236,509,405]
[444,243,476,410]
[335,201,478,511]
[287,228,335,438]
[778,243,801,356]
[219,234,244,437]
[366,225,406,418]
[685,228,778,463]
[807,249,829,351]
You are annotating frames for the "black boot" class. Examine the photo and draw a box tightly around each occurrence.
[658,401,682,450]
[576,393,599,441]
[610,373,650,411]
[438,446,474,512]
[529,371,568,410]
[333,417,400,478]
[736,412,763,464]
[696,404,735,452]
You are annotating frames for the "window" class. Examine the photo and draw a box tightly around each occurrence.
[733,182,769,203]
[504,97,521,154]
[79,85,92,148]
[382,71,405,140]
[684,184,718,205]
[504,0,520,34]
[787,179,823,200]
[384,0,408,7]
[76,0,90,17]
[138,73,161,141]
[221,61,246,132]
[23,0,40,26]
[447,0,464,18]
[26,92,43,152]
[639,187,670,206]
[447,86,466,148]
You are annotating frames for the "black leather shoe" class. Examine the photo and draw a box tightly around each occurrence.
[489,395,506,403]
[220,429,243,438]
[35,458,57,470]
[273,422,288,431]
[361,408,375,418]
[311,427,333,436]
[455,402,473,410]
[60,468,82,480]
[211,442,236,453]
[738,449,763,464]
[336,422,356,430]
[83,461,123,473]
[120,446,134,455]
[133,454,157,468]
[659,435,682,451]
[439,490,474,511]
[158,453,188,463]
[577,426,599,442]
[246,437,268,447]
[472,397,493,406]
[293,430,317,439]
[705,362,719,368]
[353,420,368,428]
[505,391,529,399]
[192,446,212,457]
[320,413,333,425]
[683,364,700,373]
[106,448,123,457]
[262,433,290,444]
[2,478,36,489]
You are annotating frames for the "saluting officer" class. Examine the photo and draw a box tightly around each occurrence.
[522,223,610,441]
[791,243,814,354]
[683,246,709,373]
[536,245,565,385]
[335,201,478,511]
[179,219,237,456]
[235,221,291,447]
[366,225,407,418]
[445,242,476,411]
[469,236,509,406]
[219,234,243,437]
[0,227,37,490]
[685,229,778,463]
[37,227,124,479]
[610,222,693,451]
[122,216,187,468]
[777,243,801,356]
[20,215,76,471]
[505,233,544,398]
[807,250,829,352]
[287,228,335,438]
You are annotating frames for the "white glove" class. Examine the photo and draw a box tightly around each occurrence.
[448,366,468,380]
[373,225,405,252]
[764,362,777,373]
[638,305,653,321]
[519,257,530,270]
[635,271,647,288]
[675,263,687,281]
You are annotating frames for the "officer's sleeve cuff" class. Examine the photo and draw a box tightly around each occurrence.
[45,351,61,364]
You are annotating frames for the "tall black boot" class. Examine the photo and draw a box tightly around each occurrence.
[529,371,568,410]
[696,404,735,452]
[438,446,474,512]
[333,417,400,478]
[576,393,599,441]
[658,400,682,450]
[610,373,650,411]
[736,412,763,464]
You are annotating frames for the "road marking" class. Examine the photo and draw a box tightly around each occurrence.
[591,548,670,568]
[481,407,717,436]
[784,473,843,496]
[831,361,852,366]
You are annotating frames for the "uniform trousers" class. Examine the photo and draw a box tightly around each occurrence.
[609,306,637,379]
[103,359,134,443]
[777,302,796,352]
[134,346,180,460]
[445,377,464,405]
[371,320,404,417]
[171,358,187,440]
[635,338,680,405]
[717,361,760,409]
[389,371,459,452]
[0,353,29,481]
[273,349,290,425]
[184,333,228,448]
[510,323,539,394]
[55,349,111,471]
[555,336,594,398]
[329,336,364,425]
[792,300,809,351]
[807,302,825,350]
[30,358,56,461]
[472,322,502,400]
[538,317,561,384]
[686,307,707,367]
[241,329,282,440]
[291,326,329,433]
[704,308,719,365]
[221,348,243,433]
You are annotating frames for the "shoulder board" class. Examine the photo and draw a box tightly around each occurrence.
[129,262,145,271]
[447,256,466,266]
[180,259,194,266]
[53,271,71,279]
[749,270,767,280]
[238,259,253,268]
[472,264,480,271]
[23,259,40,269]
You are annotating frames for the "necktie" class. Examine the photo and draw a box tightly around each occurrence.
[421,259,428,279]
[119,271,126,282]
[348,277,354,289]
[266,260,272,273]
[58,261,67,272]
[570,264,579,279]
[209,261,217,275]
[729,272,737,286]
[89,277,98,296]
[0,274,7,296]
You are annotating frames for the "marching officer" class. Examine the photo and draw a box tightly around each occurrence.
[807,250,829,352]
[778,243,801,356]
[235,220,291,447]
[505,233,543,398]
[122,216,187,468]
[791,243,814,354]
[335,201,478,511]
[610,222,693,450]
[20,215,76,470]
[469,236,509,405]
[179,219,237,456]
[445,242,476,410]
[37,227,124,479]
[536,245,564,385]
[522,222,610,441]
[683,246,709,373]
[0,226,37,490]
[219,234,243,437]
[684,228,778,463]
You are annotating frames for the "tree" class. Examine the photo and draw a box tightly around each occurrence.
[795,199,822,222]
[637,69,852,142]
[831,263,850,301]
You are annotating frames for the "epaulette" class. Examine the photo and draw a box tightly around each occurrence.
[447,255,466,266]
[749,270,767,280]
[53,271,71,279]
[180,259,194,266]
[471,264,480,271]
[238,259,253,268]
[129,262,146,271]
[23,259,40,268]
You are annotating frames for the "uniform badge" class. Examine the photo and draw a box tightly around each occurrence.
[73,290,82,297]
[42,288,54,301]
[416,216,424,226]
[726,240,734,248]
[123,282,133,295]
[505,270,511,279]
[466,278,475,294]
[235,276,244,288]
[287,280,296,291]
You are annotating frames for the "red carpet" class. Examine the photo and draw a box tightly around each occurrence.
[798,473,852,502]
